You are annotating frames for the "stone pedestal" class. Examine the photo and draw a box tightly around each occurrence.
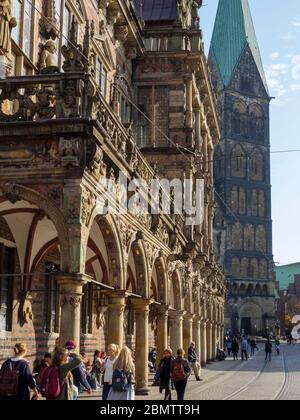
[156,305,169,360]
[201,321,207,366]
[106,290,127,349]
[183,314,194,355]
[57,274,88,347]
[132,298,151,395]
[169,310,184,353]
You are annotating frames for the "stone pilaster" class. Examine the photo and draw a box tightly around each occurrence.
[193,316,202,362]
[206,320,213,362]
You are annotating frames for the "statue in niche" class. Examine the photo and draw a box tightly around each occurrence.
[39,40,59,73]
[0,0,17,55]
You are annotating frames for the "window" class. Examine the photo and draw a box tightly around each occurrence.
[44,263,59,334]
[0,244,15,332]
[81,283,93,334]
[12,0,33,57]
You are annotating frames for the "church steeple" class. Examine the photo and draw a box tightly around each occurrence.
[209,0,268,93]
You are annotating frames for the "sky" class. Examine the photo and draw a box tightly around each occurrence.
[200,0,300,267]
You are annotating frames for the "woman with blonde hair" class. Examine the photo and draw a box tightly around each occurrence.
[107,346,135,400]
[0,343,39,400]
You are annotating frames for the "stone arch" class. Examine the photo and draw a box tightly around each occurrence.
[258,191,266,217]
[152,256,168,304]
[232,223,243,249]
[232,257,240,277]
[93,215,125,289]
[250,149,264,181]
[0,183,70,271]
[247,284,254,297]
[262,284,269,297]
[169,270,182,310]
[240,283,246,296]
[231,144,247,178]
[248,103,264,139]
[129,239,150,298]
[251,189,258,216]
[232,100,247,136]
[250,258,258,279]
[239,301,264,333]
[259,259,268,279]
[241,258,249,278]
[244,224,255,251]
[255,284,262,296]
[256,225,267,252]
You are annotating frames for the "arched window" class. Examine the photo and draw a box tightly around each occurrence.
[256,225,267,252]
[232,257,241,277]
[259,191,266,217]
[232,223,243,249]
[244,225,255,251]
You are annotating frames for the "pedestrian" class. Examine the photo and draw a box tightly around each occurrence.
[149,347,157,372]
[65,341,92,395]
[275,338,280,355]
[265,340,272,362]
[156,347,174,400]
[170,349,191,401]
[102,343,119,400]
[34,352,52,376]
[40,347,82,400]
[92,350,104,387]
[250,338,258,357]
[232,337,239,361]
[107,346,135,400]
[0,343,39,401]
[188,341,202,381]
[241,337,249,361]
[226,338,232,357]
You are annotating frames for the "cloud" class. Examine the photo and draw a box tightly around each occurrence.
[290,84,300,92]
[270,52,279,60]
[291,55,300,80]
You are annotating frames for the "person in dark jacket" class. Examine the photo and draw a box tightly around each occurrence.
[157,347,174,400]
[170,349,191,401]
[188,342,202,381]
[231,337,239,361]
[65,341,91,395]
[0,343,39,401]
[265,340,272,362]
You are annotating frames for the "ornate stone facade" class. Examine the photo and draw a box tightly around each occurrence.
[0,0,225,393]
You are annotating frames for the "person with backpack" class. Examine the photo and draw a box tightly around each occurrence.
[265,340,273,362]
[0,343,39,401]
[170,349,191,401]
[40,347,82,400]
[107,346,135,400]
[156,347,174,400]
[65,341,92,395]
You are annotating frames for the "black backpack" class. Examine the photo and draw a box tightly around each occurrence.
[0,360,20,398]
[112,369,130,392]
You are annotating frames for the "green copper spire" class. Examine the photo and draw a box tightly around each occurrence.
[209,0,268,93]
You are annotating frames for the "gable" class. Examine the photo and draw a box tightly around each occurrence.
[228,45,269,99]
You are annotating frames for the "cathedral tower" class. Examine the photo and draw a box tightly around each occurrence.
[209,0,276,335]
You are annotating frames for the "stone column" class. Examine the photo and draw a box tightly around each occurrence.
[169,310,184,353]
[193,316,201,362]
[201,321,207,366]
[156,305,169,361]
[183,314,194,355]
[57,274,88,347]
[106,290,127,349]
[132,298,151,395]
[195,108,202,151]
[185,76,193,128]
[206,321,213,362]
[211,322,217,361]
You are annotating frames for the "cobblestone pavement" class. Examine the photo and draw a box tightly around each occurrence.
[80,343,300,401]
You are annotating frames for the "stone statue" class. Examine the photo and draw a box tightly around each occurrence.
[39,40,59,73]
[0,0,17,55]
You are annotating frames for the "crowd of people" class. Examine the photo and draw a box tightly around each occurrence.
[223,335,282,362]
[0,340,203,401]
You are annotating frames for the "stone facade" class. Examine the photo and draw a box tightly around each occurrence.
[0,0,225,393]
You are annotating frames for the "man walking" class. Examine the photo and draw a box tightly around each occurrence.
[265,340,272,362]
[241,337,249,361]
[188,342,202,381]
